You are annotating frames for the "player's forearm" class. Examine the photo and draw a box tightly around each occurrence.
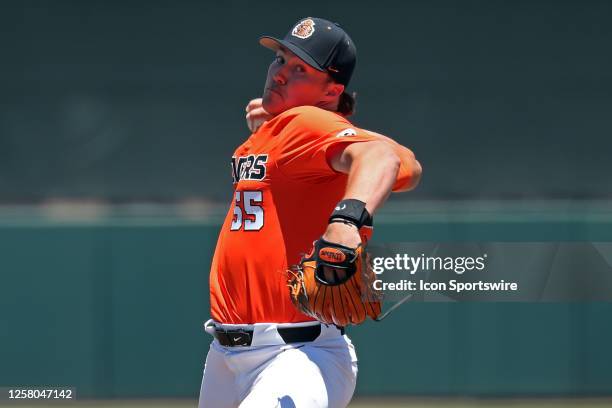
[342,142,400,215]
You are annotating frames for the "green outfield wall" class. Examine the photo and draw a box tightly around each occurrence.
[2,0,612,201]
[2,209,612,398]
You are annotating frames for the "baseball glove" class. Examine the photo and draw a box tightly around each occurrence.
[287,238,382,326]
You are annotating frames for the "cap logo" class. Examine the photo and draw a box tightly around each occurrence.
[292,19,315,39]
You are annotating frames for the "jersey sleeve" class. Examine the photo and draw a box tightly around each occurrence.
[275,107,375,182]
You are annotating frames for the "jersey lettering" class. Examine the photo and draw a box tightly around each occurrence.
[231,154,268,183]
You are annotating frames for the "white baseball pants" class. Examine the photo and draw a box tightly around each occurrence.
[198,321,358,408]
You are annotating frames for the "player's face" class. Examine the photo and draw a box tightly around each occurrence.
[262,48,334,115]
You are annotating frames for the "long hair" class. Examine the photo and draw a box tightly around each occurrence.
[337,91,357,117]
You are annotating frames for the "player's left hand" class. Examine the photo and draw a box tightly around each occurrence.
[245,98,274,133]
[321,220,374,283]
[287,236,382,326]
[321,222,361,283]
[322,222,361,250]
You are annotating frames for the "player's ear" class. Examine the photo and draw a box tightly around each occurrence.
[325,82,344,98]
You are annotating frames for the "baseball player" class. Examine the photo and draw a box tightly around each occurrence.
[198,17,421,408]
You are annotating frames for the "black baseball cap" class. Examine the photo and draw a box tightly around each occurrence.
[260,17,357,86]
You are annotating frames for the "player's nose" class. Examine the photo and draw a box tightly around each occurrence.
[272,68,287,86]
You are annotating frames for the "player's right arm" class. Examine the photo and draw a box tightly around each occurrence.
[245,97,422,192]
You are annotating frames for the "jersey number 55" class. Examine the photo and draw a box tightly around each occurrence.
[230,190,264,231]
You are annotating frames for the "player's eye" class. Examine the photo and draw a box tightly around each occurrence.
[275,55,285,64]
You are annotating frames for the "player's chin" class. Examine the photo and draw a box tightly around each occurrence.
[262,93,284,115]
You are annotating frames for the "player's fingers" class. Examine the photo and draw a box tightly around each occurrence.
[245,98,263,113]
[246,115,262,133]
[245,108,260,123]
[248,106,272,121]
[245,112,251,132]
[246,108,273,133]
[246,113,261,133]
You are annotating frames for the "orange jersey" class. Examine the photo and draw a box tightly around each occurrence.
[209,106,412,324]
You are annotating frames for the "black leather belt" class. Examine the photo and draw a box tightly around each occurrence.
[213,324,344,347]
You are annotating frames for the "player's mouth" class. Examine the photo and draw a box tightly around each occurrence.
[266,87,283,98]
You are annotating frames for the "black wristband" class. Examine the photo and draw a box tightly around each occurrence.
[328,199,372,229]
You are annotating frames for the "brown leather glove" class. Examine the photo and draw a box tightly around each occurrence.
[287,238,382,327]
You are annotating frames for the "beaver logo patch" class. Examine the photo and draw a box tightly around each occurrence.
[336,128,357,137]
[292,18,315,39]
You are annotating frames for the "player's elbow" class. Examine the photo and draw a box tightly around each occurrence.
[393,154,423,193]
[407,159,423,191]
